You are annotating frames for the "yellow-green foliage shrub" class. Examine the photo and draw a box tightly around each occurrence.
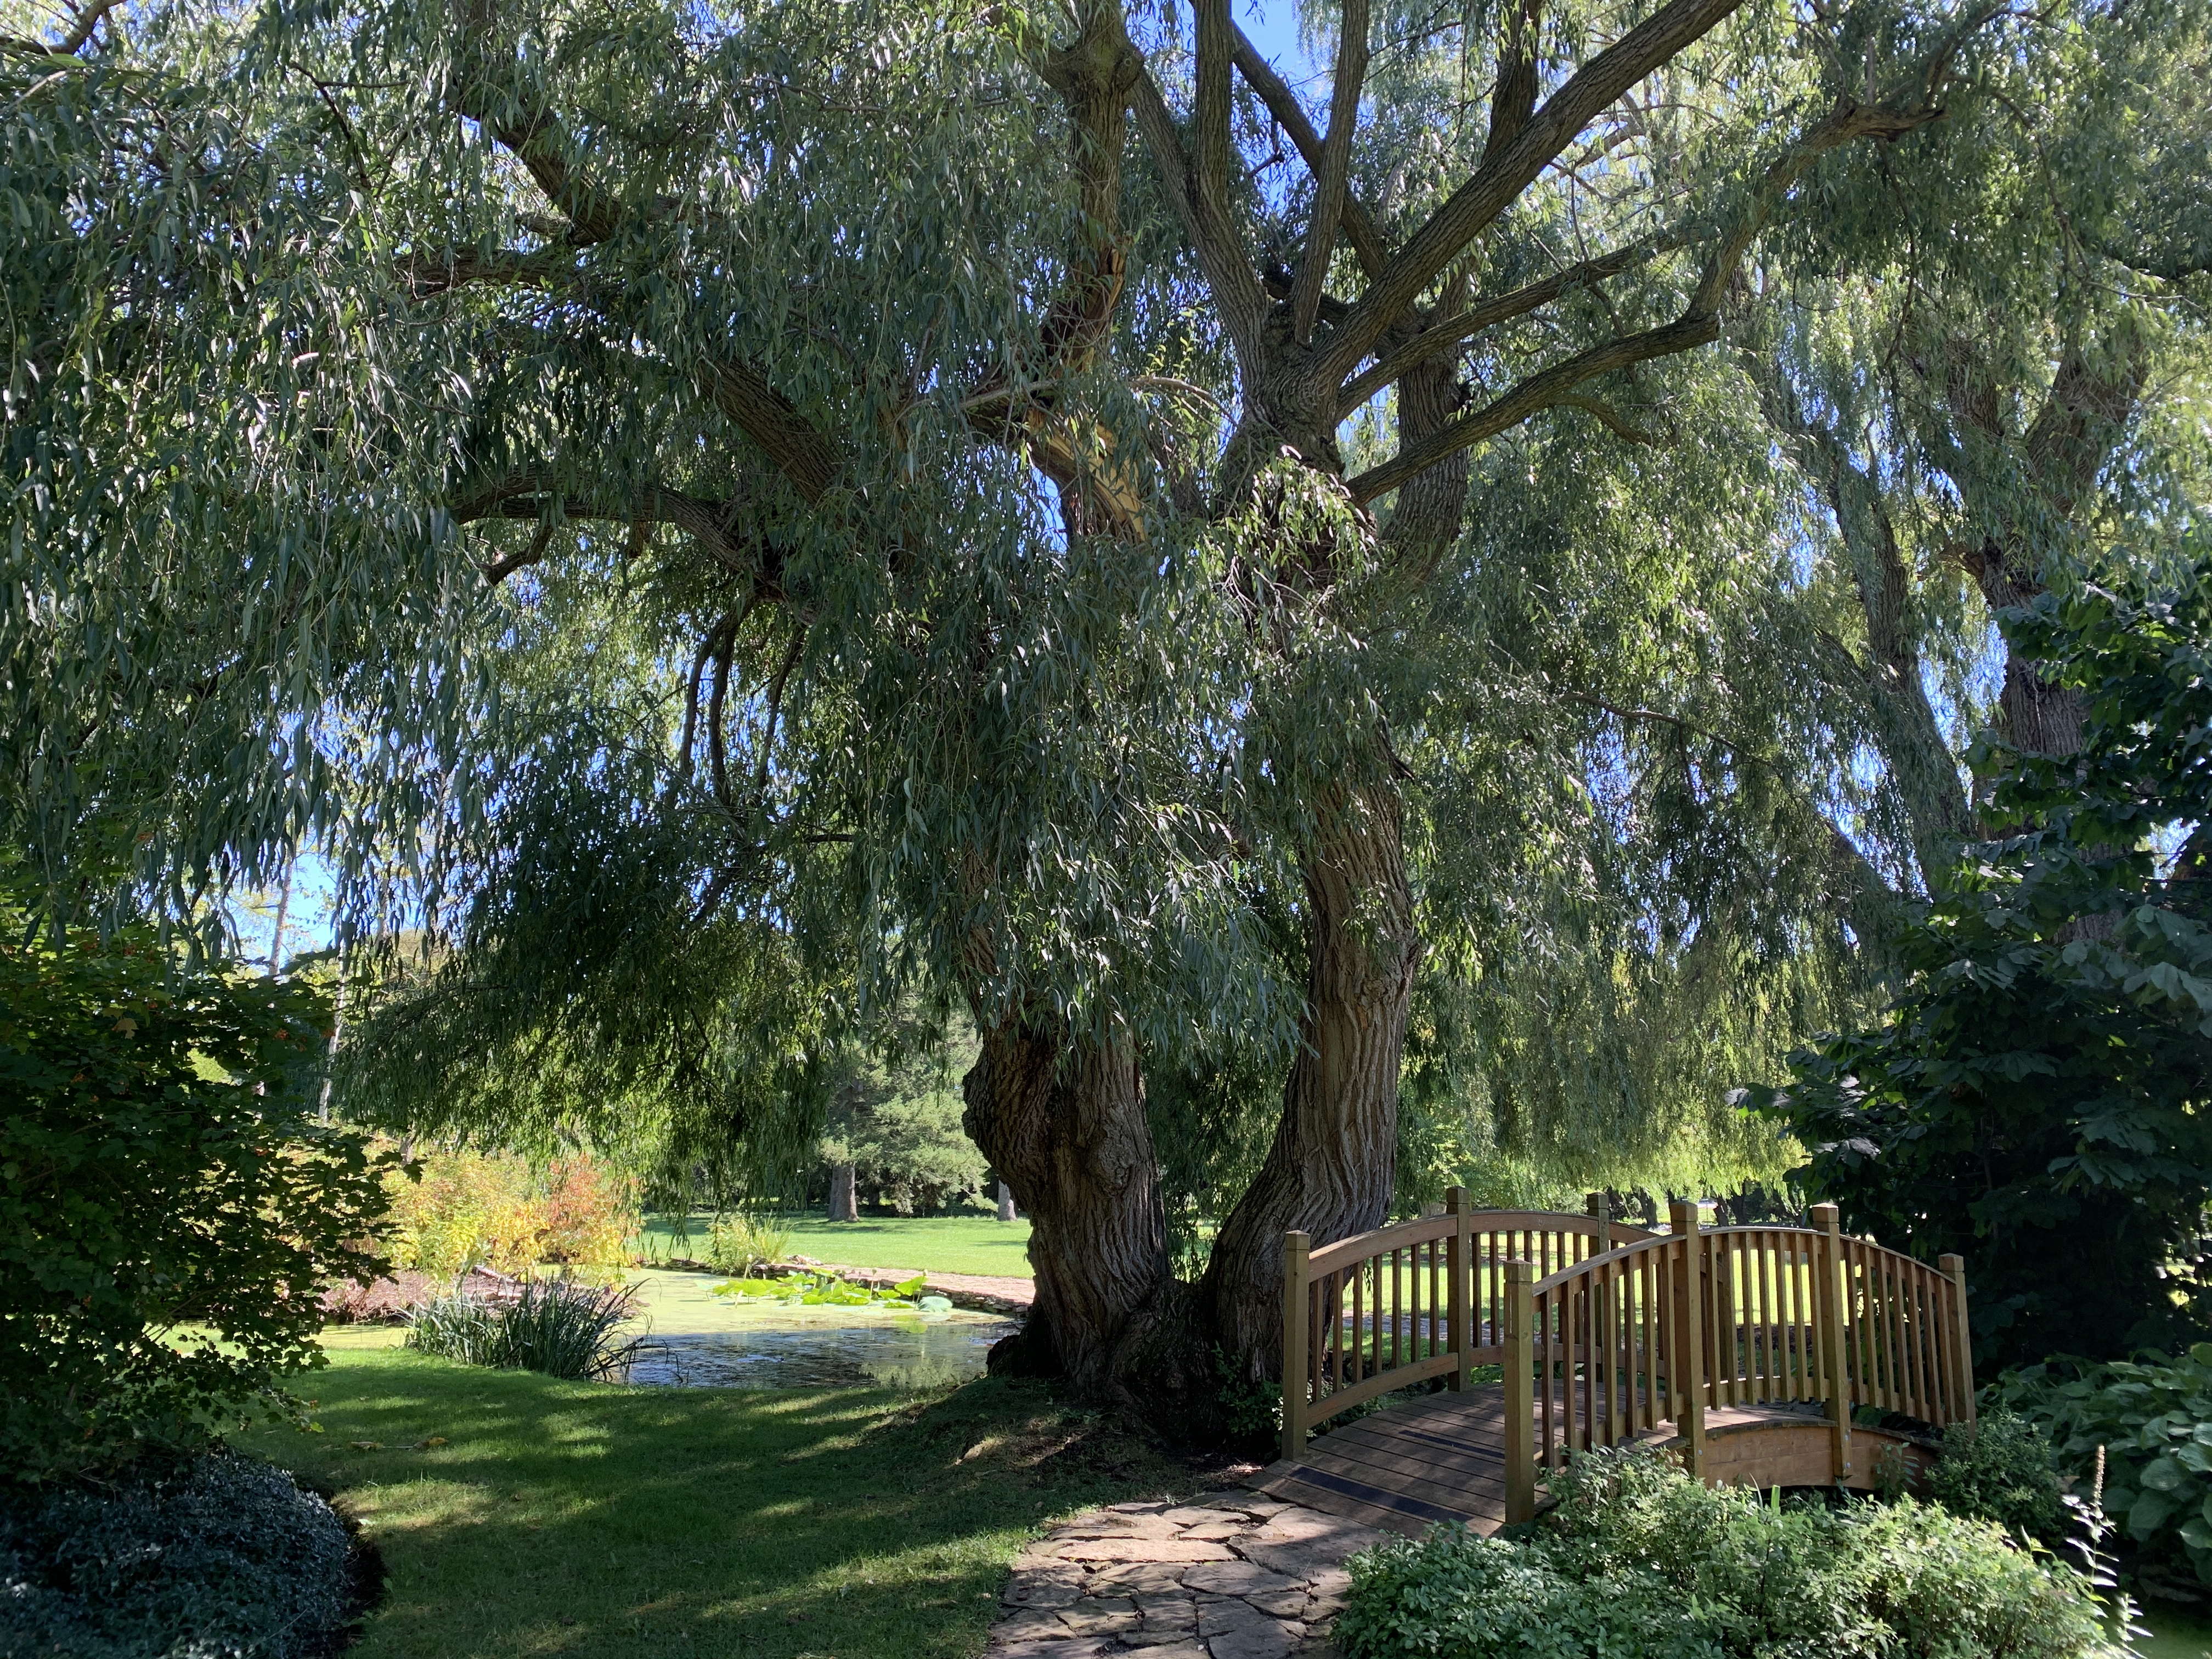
[386,1149,637,1277]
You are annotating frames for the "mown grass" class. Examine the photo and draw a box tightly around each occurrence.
[239,1347,1198,1659]
[635,1210,1034,1280]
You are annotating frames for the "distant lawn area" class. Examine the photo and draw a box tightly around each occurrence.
[636,1210,1034,1279]
[241,1342,1195,1659]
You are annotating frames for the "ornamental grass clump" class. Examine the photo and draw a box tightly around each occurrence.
[1334,1446,2126,1659]
[406,1279,641,1380]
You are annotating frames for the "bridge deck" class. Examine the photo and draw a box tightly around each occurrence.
[1251,1384,1871,1537]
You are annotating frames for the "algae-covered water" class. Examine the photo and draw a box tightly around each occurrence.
[616,1269,1017,1390]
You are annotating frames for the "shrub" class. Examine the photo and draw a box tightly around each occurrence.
[537,1155,639,1265]
[1334,1446,2120,1659]
[385,1147,638,1277]
[704,1211,793,1274]
[1920,1409,2067,1543]
[0,1452,354,1658]
[1996,1345,2212,1589]
[0,926,388,1483]
[405,1279,642,1379]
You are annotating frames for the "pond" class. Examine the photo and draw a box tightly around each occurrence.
[617,1269,1018,1391]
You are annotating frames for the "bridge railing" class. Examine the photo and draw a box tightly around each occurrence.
[1499,1200,1974,1521]
[1279,1190,1656,1460]
[1279,1196,1976,1523]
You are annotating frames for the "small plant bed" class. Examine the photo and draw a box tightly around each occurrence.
[1335,1446,2129,1659]
[236,1347,1217,1659]
[0,1452,371,1658]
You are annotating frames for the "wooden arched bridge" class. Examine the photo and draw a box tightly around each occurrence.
[1254,1195,1974,1535]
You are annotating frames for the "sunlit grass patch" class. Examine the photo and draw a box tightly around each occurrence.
[239,1347,1203,1659]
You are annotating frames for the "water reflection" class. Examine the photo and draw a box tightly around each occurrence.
[623,1314,1015,1389]
[613,1274,1017,1389]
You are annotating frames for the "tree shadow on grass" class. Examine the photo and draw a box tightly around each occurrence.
[244,1351,1220,1659]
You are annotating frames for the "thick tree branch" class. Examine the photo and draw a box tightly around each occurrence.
[1347,315,1716,502]
[450,472,772,585]
[1289,0,1369,345]
[1348,64,1967,507]
[445,55,845,503]
[1304,0,1751,396]
[1128,66,1271,363]
[1228,26,1387,276]
[1334,236,1673,414]
[1483,0,1542,163]
[0,0,121,57]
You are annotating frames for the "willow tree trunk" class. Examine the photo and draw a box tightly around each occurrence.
[961,1009,1189,1403]
[1200,783,1421,1378]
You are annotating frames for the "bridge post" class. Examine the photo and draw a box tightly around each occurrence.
[1282,1230,1310,1465]
[1940,1253,1976,1426]
[1586,1190,1612,1252]
[1447,1186,1469,1391]
[1813,1204,1851,1482]
[1668,1200,1706,1482]
[1504,1259,1536,1525]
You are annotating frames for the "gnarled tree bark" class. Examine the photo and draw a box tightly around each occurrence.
[961,1008,1189,1403]
[1200,783,1422,1377]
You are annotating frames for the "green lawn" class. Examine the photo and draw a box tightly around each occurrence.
[2143,1607,2212,1657]
[244,1346,1195,1659]
[636,1211,1035,1280]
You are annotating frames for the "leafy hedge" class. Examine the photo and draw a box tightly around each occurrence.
[1997,1345,2212,1590]
[0,922,389,1482]
[0,1452,356,1658]
[1334,1447,2122,1659]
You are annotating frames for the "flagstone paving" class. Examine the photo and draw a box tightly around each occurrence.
[989,1491,1389,1659]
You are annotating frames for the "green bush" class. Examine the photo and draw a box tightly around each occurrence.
[1921,1409,2068,1543]
[405,1279,642,1379]
[1995,1345,2212,1589]
[1334,1446,2122,1659]
[0,924,390,1483]
[0,1451,354,1657]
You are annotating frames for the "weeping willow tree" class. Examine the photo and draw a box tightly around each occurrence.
[1740,0,2212,887]
[7,0,2153,1406]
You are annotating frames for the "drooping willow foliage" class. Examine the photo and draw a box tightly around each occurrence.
[4,0,2205,1238]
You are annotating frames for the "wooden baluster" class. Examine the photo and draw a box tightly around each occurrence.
[1282,1231,1308,1464]
[1915,1266,1940,1422]
[1449,1189,1469,1389]
[1308,1277,1324,1407]
[1425,1231,1438,1362]
[1539,1279,1557,1470]
[1668,1201,1706,1481]
[1812,1205,1850,1483]
[1389,1246,1402,1373]
[1505,1260,1536,1523]
[1941,1253,1975,1425]
[1882,1245,1906,1414]
[1351,1259,1365,1386]
[1329,1268,1344,1392]
[1785,1235,1805,1402]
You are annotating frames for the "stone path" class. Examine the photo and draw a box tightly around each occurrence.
[987,1491,1389,1659]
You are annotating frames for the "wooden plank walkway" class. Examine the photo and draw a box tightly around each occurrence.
[1252,1384,1866,1537]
